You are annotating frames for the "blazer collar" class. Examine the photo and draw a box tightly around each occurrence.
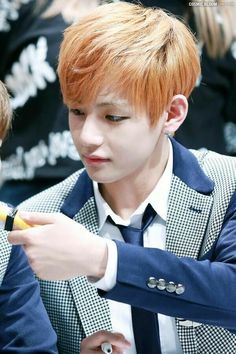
[61,169,94,217]
[61,139,214,217]
[171,137,214,194]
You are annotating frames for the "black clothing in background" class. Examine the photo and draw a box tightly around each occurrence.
[125,0,236,155]
[0,0,83,204]
[177,43,236,155]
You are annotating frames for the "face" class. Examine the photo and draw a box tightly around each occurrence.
[68,91,168,186]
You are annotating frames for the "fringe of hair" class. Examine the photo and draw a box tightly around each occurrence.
[58,2,200,125]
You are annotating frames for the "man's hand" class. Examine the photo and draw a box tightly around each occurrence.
[80,330,131,354]
[8,211,108,281]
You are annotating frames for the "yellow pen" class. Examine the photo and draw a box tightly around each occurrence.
[0,205,31,230]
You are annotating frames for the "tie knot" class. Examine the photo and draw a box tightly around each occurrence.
[108,204,156,246]
[141,203,156,231]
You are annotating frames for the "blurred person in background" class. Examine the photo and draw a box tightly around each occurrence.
[0,0,101,205]
[126,0,236,155]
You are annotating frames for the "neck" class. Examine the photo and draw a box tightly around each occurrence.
[99,137,170,219]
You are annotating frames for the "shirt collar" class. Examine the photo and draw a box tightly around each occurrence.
[93,139,173,230]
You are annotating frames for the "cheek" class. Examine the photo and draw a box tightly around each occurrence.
[116,137,152,165]
[134,129,159,151]
[68,117,76,132]
[69,119,81,144]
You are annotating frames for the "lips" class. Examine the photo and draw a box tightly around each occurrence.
[83,154,110,165]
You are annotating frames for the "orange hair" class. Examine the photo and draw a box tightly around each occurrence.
[0,81,12,140]
[58,1,200,125]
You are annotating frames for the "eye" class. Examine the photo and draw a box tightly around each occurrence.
[69,108,85,116]
[105,115,129,122]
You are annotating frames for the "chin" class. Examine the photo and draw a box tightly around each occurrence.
[86,170,119,184]
[86,171,108,183]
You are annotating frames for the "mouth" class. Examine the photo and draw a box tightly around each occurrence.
[82,154,110,166]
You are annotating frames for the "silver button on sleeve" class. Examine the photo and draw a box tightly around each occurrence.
[166,281,176,293]
[156,278,166,290]
[175,284,185,295]
[147,277,157,289]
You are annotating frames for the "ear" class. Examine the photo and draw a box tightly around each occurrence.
[163,94,188,135]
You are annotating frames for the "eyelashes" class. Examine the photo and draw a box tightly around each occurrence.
[69,109,130,123]
[105,115,130,122]
[69,108,85,116]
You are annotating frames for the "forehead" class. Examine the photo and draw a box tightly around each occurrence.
[95,90,129,107]
[71,87,148,118]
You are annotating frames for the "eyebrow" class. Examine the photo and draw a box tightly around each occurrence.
[96,100,127,107]
[97,102,114,106]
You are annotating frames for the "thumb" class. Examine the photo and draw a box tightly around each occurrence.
[17,211,58,227]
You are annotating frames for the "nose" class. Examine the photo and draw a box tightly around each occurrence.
[80,115,104,148]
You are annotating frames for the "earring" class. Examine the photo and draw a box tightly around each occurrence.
[165,131,174,137]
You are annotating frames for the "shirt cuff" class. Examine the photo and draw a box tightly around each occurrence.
[90,239,118,291]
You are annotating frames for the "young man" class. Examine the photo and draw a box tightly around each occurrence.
[8,2,236,353]
[0,80,58,353]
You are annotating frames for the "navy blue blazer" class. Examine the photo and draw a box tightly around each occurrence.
[61,138,236,334]
[0,245,58,353]
[103,143,236,332]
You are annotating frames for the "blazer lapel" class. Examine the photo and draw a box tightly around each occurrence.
[61,170,112,336]
[166,139,214,258]
[166,175,213,258]
[166,139,214,354]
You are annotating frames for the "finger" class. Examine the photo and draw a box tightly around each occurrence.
[112,346,125,354]
[8,230,30,246]
[17,211,60,226]
[81,347,123,354]
[81,331,130,350]
[81,331,106,349]
[14,212,32,230]
[105,332,130,348]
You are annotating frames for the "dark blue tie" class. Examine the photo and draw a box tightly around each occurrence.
[111,204,161,354]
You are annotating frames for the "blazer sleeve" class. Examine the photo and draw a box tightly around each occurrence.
[0,245,58,353]
[102,191,236,332]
